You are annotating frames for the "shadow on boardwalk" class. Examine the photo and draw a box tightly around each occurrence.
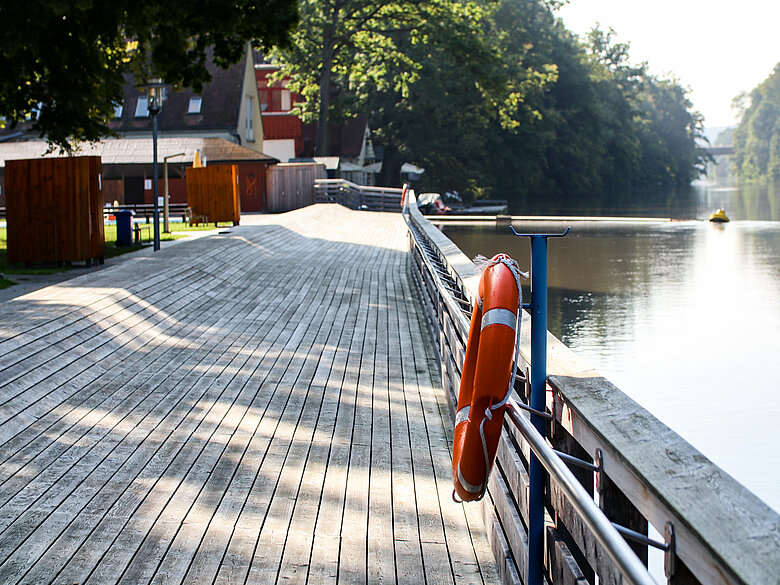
[0,205,498,585]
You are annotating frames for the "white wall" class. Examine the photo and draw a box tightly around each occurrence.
[262,139,296,163]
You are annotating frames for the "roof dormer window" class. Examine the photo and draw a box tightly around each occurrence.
[134,97,149,118]
[187,96,202,114]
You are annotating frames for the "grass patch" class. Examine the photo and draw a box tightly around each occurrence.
[0,221,235,276]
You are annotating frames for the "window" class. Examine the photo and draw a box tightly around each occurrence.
[259,88,293,112]
[187,96,202,114]
[113,105,123,119]
[245,96,254,141]
[134,97,149,118]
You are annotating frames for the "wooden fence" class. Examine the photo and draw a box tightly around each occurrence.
[5,156,105,265]
[185,165,240,225]
[266,162,326,213]
[315,178,403,212]
[403,195,780,585]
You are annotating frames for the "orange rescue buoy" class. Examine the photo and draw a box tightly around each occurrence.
[400,183,408,208]
[452,253,522,502]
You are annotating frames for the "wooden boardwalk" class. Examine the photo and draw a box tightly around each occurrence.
[0,205,498,585]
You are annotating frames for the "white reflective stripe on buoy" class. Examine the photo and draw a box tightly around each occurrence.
[457,462,485,494]
[480,308,517,331]
[455,406,470,426]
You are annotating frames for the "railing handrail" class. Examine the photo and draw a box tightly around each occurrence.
[314,177,404,196]
[314,178,403,212]
[505,396,656,585]
[402,189,780,585]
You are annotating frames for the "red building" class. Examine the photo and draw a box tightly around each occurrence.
[255,63,381,185]
[256,65,304,162]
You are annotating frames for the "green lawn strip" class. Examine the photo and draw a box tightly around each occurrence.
[0,221,233,279]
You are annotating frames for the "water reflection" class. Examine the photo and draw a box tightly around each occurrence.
[443,219,780,513]
[507,175,780,221]
[695,177,780,221]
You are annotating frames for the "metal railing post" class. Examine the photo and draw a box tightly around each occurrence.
[512,226,570,585]
[528,235,548,585]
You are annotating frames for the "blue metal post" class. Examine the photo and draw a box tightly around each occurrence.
[509,225,568,585]
[528,235,548,585]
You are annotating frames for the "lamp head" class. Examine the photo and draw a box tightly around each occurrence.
[137,78,167,115]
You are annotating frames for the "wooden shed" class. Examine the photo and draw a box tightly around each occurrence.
[186,165,241,225]
[5,156,105,265]
[266,162,326,213]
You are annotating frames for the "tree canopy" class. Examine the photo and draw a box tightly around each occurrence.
[0,0,298,150]
[733,63,780,180]
[273,0,708,209]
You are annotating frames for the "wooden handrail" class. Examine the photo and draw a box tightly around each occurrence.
[314,178,403,212]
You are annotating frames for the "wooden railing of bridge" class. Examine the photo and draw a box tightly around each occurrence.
[403,192,779,585]
[314,178,403,212]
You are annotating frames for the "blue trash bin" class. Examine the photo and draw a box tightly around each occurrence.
[115,210,135,246]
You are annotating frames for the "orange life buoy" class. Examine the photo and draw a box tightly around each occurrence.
[452,253,522,502]
[400,183,408,207]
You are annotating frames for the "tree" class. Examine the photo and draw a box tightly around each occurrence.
[271,0,495,156]
[363,0,557,197]
[0,0,298,150]
[733,63,780,179]
[634,75,708,186]
[271,0,707,209]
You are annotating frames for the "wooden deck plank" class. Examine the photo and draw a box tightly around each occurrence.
[157,263,344,585]
[0,205,498,585]
[0,272,223,447]
[75,266,315,585]
[0,258,261,515]
[0,296,271,585]
[19,276,288,585]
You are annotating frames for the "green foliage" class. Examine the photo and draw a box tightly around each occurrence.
[733,63,780,180]
[0,0,298,150]
[273,0,707,208]
[271,0,484,155]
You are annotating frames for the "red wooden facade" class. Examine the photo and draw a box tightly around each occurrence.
[5,156,105,265]
[186,165,241,224]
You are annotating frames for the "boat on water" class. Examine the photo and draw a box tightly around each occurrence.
[417,192,509,216]
[709,208,730,222]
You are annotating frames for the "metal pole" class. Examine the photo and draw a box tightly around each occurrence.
[163,158,170,234]
[528,235,548,585]
[152,112,160,251]
[162,152,185,235]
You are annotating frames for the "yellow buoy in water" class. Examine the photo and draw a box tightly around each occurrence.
[709,208,729,223]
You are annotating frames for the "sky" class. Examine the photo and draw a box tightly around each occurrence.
[555,0,780,131]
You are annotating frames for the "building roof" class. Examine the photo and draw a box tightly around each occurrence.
[0,48,250,143]
[112,50,247,134]
[0,137,277,168]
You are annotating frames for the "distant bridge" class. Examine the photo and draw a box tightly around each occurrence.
[703,144,735,156]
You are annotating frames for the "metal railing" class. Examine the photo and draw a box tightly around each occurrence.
[103,203,191,222]
[314,178,403,212]
[402,190,780,585]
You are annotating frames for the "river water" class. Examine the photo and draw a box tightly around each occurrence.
[440,178,780,513]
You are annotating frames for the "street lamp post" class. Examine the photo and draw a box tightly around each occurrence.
[140,79,166,251]
[163,152,185,233]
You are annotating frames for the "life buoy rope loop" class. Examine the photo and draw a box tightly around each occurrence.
[452,253,525,502]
